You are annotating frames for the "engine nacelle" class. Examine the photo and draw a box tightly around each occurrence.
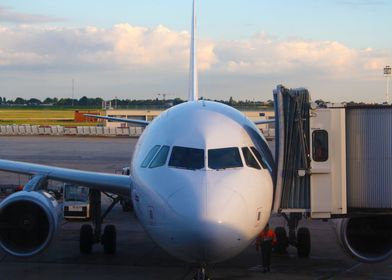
[335,216,392,263]
[0,190,62,257]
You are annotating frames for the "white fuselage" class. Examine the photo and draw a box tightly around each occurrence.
[130,100,273,263]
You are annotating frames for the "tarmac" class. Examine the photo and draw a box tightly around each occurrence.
[1,136,392,279]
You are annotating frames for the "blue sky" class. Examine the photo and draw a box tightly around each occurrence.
[3,0,392,48]
[0,0,391,102]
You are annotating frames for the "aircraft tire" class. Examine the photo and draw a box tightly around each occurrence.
[274,226,289,253]
[297,227,311,258]
[80,224,94,254]
[102,224,116,254]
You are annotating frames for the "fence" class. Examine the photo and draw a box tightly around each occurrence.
[0,124,275,140]
[0,125,143,137]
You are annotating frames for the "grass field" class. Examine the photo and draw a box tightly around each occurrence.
[0,109,102,126]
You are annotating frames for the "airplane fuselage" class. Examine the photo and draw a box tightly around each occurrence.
[130,100,274,263]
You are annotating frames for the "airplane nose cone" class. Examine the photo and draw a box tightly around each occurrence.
[166,184,249,263]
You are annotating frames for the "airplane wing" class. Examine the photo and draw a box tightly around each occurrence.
[254,119,275,125]
[85,114,150,127]
[0,159,131,196]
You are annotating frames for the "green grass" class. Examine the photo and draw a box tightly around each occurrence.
[0,109,102,126]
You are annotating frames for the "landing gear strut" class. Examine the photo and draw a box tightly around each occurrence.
[277,213,311,258]
[193,266,209,280]
[79,190,121,254]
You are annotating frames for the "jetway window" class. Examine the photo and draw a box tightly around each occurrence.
[141,145,161,168]
[169,146,204,170]
[241,147,261,170]
[312,130,328,162]
[208,147,243,170]
[149,145,170,168]
[250,147,267,169]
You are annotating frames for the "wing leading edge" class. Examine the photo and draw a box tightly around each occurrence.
[0,159,131,196]
[85,114,150,127]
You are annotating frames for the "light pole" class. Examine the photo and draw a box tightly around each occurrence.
[72,78,74,107]
[384,66,391,104]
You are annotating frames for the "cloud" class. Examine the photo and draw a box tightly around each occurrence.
[0,5,65,24]
[0,24,217,72]
[0,23,390,82]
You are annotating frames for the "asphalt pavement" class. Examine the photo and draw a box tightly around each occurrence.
[1,136,391,279]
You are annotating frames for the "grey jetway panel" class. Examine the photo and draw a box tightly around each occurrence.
[273,85,311,212]
[346,106,392,209]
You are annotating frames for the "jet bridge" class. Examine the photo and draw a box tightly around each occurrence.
[273,85,392,218]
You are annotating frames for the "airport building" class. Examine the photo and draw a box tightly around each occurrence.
[103,109,275,129]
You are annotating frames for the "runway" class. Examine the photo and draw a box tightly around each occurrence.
[1,136,392,279]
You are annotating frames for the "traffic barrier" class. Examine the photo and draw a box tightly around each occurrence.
[12,125,19,134]
[0,124,247,140]
[51,126,58,135]
[32,126,39,134]
[25,126,32,134]
[6,126,13,135]
[18,126,26,135]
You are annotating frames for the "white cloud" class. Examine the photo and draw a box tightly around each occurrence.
[0,6,65,24]
[0,23,390,79]
[0,23,391,102]
[0,49,52,66]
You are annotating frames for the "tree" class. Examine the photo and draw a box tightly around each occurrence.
[78,96,89,106]
[28,98,41,105]
[43,97,54,104]
[14,97,26,104]
[56,98,73,106]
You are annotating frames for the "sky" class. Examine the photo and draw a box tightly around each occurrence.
[0,0,391,102]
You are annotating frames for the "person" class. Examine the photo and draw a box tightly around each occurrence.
[255,223,277,272]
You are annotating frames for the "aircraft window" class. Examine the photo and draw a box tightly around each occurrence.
[312,130,329,162]
[250,147,268,169]
[242,147,261,170]
[169,146,204,170]
[141,145,161,168]
[149,145,170,168]
[208,147,243,170]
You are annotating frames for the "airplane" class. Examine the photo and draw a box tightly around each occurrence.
[0,1,390,279]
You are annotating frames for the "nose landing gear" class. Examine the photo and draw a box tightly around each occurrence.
[193,266,210,280]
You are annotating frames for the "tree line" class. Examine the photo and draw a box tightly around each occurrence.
[0,96,275,108]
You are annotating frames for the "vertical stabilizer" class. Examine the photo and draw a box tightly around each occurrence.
[188,0,199,101]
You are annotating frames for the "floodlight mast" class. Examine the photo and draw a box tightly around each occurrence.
[384,65,391,104]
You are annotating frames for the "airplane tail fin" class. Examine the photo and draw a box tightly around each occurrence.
[188,0,199,101]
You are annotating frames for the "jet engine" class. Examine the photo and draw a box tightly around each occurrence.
[0,190,62,257]
[335,215,392,263]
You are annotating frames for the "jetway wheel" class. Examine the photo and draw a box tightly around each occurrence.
[297,227,311,258]
[80,224,94,254]
[275,226,289,253]
[102,224,117,254]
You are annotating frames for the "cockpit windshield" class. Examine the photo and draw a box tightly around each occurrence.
[169,146,204,170]
[242,147,261,170]
[208,147,243,170]
[141,145,161,168]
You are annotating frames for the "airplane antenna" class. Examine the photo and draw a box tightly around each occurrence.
[188,0,199,101]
